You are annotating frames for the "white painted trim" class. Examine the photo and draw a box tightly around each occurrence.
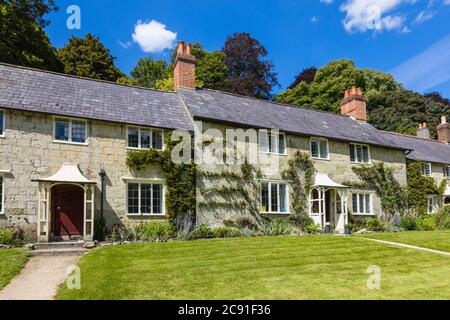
[0,176,4,215]
[125,125,165,151]
[421,162,432,177]
[310,137,330,161]
[258,130,287,156]
[349,143,372,164]
[52,116,88,145]
[125,179,166,216]
[351,191,374,215]
[260,180,290,214]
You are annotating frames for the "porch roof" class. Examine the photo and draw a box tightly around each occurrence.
[33,164,96,184]
[314,173,348,189]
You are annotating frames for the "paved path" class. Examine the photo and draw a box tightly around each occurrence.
[0,255,81,300]
[363,238,450,257]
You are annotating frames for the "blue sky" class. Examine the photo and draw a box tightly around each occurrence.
[45,0,450,97]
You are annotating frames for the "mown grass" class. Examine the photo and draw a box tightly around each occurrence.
[0,248,29,290]
[56,235,450,300]
[360,230,450,252]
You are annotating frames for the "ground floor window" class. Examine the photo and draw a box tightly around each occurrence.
[352,193,372,215]
[261,182,288,213]
[0,176,4,214]
[426,195,440,213]
[127,181,164,215]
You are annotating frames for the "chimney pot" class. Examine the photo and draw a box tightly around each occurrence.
[419,123,423,129]
[340,87,367,121]
[442,116,447,124]
[185,43,192,55]
[351,86,357,95]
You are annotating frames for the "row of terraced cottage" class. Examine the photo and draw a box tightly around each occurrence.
[0,41,449,242]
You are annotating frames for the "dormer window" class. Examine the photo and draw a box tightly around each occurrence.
[349,143,370,164]
[53,117,87,144]
[422,162,431,176]
[127,126,163,150]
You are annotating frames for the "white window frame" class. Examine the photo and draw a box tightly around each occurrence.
[349,143,371,164]
[0,109,5,138]
[260,181,289,214]
[0,175,4,215]
[443,165,450,178]
[426,195,440,214]
[126,125,164,151]
[351,192,374,215]
[310,137,330,160]
[52,116,88,145]
[422,162,432,177]
[258,130,287,156]
[125,179,165,216]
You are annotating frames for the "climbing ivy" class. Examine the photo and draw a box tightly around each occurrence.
[352,162,408,218]
[126,133,196,228]
[281,151,315,218]
[406,161,447,215]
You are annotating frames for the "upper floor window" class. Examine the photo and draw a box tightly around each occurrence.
[422,162,431,176]
[127,127,163,150]
[352,193,372,215]
[310,138,329,160]
[54,118,87,144]
[443,165,450,178]
[127,181,164,215]
[0,110,4,136]
[261,182,289,213]
[349,143,370,164]
[259,130,286,155]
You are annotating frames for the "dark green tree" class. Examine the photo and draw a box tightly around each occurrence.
[57,34,124,81]
[130,57,169,88]
[222,32,279,100]
[0,0,63,71]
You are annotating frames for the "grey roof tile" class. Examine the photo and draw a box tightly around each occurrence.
[0,63,193,131]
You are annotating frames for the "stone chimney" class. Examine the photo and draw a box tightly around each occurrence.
[173,41,196,91]
[437,116,450,143]
[340,86,367,121]
[417,122,430,139]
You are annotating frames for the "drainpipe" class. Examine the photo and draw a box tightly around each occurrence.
[99,167,106,220]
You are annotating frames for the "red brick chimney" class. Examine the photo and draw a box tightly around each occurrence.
[340,86,367,121]
[437,116,450,143]
[173,41,196,91]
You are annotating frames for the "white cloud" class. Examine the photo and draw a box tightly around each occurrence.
[311,16,319,23]
[132,20,177,53]
[340,0,417,33]
[392,33,450,91]
[414,10,436,23]
[445,0,450,5]
[118,41,132,49]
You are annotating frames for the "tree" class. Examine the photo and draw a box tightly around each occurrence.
[196,51,229,90]
[288,67,317,89]
[0,0,63,71]
[424,92,450,107]
[57,34,124,81]
[222,32,279,100]
[130,57,169,88]
[116,76,139,86]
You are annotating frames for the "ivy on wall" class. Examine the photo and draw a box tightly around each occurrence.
[281,151,315,218]
[407,161,447,215]
[126,133,196,228]
[352,162,408,218]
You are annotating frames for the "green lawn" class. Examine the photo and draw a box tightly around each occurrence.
[360,230,450,252]
[57,235,450,300]
[0,249,29,290]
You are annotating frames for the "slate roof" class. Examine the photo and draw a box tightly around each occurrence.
[178,88,407,150]
[0,63,193,131]
[380,131,450,165]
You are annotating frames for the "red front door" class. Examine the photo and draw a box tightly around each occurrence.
[51,185,84,237]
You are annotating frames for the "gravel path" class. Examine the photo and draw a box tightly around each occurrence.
[363,238,450,256]
[0,256,81,300]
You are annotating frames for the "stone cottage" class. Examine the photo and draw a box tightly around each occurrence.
[0,41,449,242]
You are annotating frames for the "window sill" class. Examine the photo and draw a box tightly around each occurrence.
[261,212,290,215]
[126,147,163,151]
[352,213,376,216]
[127,213,166,217]
[52,140,88,146]
[311,157,330,161]
[259,151,287,156]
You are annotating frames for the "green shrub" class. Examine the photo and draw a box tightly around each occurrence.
[94,218,107,242]
[366,218,386,232]
[306,223,321,234]
[0,227,25,246]
[212,227,241,238]
[417,216,437,231]
[186,224,214,240]
[139,222,175,241]
[262,219,294,236]
[434,206,450,229]
[288,214,315,231]
[399,215,418,231]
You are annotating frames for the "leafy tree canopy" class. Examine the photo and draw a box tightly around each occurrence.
[288,67,317,89]
[130,57,169,88]
[57,33,124,81]
[222,32,279,100]
[0,0,63,71]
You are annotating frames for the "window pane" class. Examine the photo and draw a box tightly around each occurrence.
[71,120,86,143]
[152,131,163,150]
[0,111,4,135]
[352,194,358,213]
[55,120,69,141]
[279,184,287,212]
[319,140,328,159]
[271,183,279,212]
[362,146,369,163]
[269,133,277,153]
[140,130,151,149]
[261,183,269,212]
[152,184,162,214]
[349,145,355,162]
[336,193,342,214]
[259,130,268,153]
[365,194,371,214]
[356,146,363,163]
[128,128,139,148]
[359,194,364,213]
[140,184,152,214]
[278,134,286,154]
[311,140,319,158]
[127,183,139,214]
